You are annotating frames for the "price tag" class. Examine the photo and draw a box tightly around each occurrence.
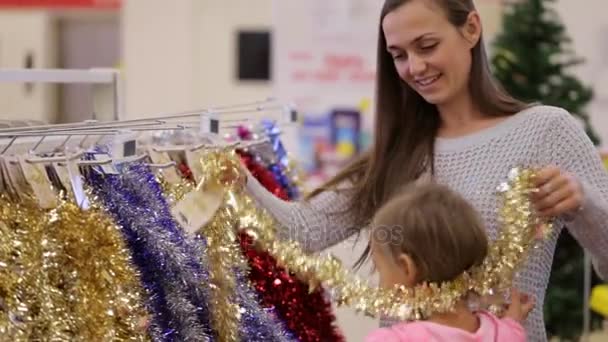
[185,149,204,183]
[171,184,224,237]
[111,131,138,159]
[0,157,21,195]
[52,162,73,196]
[5,157,27,193]
[19,156,58,209]
[66,160,89,210]
[147,148,181,184]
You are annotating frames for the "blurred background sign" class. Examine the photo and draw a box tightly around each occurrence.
[0,0,120,9]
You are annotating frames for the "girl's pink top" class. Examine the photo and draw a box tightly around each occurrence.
[365,311,526,342]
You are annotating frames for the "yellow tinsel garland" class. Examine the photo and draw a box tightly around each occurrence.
[50,199,151,340]
[0,194,150,341]
[0,196,74,340]
[470,167,553,299]
[195,150,552,321]
[195,193,248,342]
[169,155,249,342]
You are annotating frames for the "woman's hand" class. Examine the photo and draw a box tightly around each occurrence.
[505,288,535,322]
[532,166,584,218]
[218,159,248,190]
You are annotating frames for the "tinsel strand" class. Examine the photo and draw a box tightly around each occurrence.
[234,267,297,342]
[0,196,74,340]
[121,163,214,338]
[86,163,214,341]
[49,199,150,340]
[470,167,553,297]
[195,189,246,342]
[199,150,553,321]
[239,233,345,341]
[0,192,150,341]
[159,171,295,342]
[236,150,344,341]
[86,169,176,340]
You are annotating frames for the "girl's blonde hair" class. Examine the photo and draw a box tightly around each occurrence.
[371,183,488,283]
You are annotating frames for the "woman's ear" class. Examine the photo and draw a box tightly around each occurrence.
[397,253,419,287]
[462,11,482,47]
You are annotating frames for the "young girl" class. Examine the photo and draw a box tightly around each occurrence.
[365,183,534,341]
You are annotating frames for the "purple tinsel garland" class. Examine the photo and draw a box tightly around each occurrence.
[122,162,295,341]
[87,156,294,341]
[260,120,299,200]
[85,164,213,342]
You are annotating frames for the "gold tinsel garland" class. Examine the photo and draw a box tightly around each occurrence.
[0,195,73,340]
[470,167,552,299]
[194,150,552,321]
[186,153,250,342]
[157,174,195,207]
[0,194,150,341]
[50,199,150,340]
[195,199,246,342]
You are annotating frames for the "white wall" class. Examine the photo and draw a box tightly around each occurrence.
[1,1,604,144]
[122,0,197,118]
[122,0,273,119]
[554,0,608,149]
[192,0,272,108]
[0,10,57,123]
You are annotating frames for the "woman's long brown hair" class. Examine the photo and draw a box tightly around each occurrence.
[308,0,529,267]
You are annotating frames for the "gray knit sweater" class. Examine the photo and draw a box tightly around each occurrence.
[245,105,608,341]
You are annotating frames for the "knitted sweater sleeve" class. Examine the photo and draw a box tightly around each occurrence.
[544,109,608,280]
[244,170,360,252]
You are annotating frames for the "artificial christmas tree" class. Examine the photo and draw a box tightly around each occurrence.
[491,0,602,340]
[492,0,598,144]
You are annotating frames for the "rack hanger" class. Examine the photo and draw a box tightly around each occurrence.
[25,150,86,164]
[0,98,278,134]
[198,104,297,134]
[0,97,298,169]
[147,161,177,169]
[0,120,169,134]
[0,98,295,136]
[0,68,122,121]
[0,125,193,157]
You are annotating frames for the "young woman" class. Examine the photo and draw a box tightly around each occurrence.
[245,0,608,340]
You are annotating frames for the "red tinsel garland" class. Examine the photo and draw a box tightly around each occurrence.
[237,150,345,342]
[177,162,194,182]
[239,153,289,200]
[175,152,344,341]
[239,233,344,342]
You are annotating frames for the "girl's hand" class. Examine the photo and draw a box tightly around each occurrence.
[505,288,535,322]
[532,166,584,218]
